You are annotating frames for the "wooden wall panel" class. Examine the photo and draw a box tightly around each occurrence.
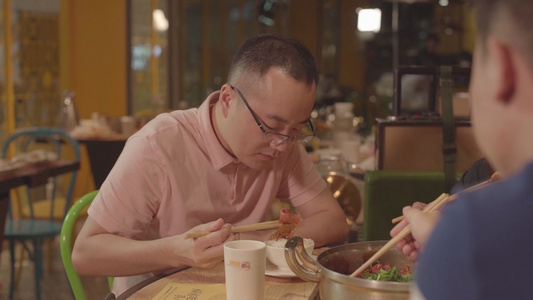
[338,0,366,92]
[287,0,320,64]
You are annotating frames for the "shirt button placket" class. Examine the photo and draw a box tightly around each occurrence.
[230,164,239,203]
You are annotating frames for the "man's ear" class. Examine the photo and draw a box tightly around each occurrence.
[218,84,233,118]
[487,38,515,104]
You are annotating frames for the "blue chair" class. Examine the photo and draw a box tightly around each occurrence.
[2,127,80,300]
[60,190,114,299]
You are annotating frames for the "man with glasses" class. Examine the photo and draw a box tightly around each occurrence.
[230,85,316,146]
[73,34,349,295]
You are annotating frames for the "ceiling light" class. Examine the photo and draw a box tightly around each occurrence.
[357,8,381,33]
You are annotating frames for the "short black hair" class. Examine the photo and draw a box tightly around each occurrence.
[469,0,533,68]
[228,34,319,86]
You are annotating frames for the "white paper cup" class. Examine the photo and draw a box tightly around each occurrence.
[224,240,266,300]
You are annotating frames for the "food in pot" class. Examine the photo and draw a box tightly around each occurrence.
[269,208,301,240]
[285,239,414,299]
[357,261,413,282]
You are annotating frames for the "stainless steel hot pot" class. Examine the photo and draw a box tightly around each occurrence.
[285,237,414,300]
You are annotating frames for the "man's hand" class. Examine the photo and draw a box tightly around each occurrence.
[176,218,239,269]
[390,202,440,261]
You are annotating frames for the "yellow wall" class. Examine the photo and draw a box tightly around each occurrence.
[62,0,127,119]
[60,0,128,198]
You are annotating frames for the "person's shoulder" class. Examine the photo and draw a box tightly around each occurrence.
[438,161,533,250]
[464,162,533,207]
[135,109,200,140]
[431,163,533,299]
[415,163,533,300]
[502,162,533,193]
[118,110,202,163]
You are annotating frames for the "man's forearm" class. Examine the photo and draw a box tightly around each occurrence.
[295,213,349,247]
[72,234,180,277]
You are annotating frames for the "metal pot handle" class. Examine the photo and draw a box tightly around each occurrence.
[285,236,320,282]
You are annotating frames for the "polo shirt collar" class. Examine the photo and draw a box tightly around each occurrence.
[198,91,239,170]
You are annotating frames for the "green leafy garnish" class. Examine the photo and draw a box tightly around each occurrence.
[361,264,413,282]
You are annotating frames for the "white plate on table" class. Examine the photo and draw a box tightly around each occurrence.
[265,254,317,278]
[265,260,298,278]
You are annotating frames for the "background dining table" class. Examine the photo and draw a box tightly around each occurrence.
[76,138,126,189]
[0,160,80,246]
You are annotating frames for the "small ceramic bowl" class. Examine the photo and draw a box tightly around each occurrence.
[265,238,314,270]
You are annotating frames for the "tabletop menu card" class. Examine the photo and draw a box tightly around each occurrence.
[153,283,226,300]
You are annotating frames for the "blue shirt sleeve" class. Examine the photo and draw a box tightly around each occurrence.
[416,197,480,300]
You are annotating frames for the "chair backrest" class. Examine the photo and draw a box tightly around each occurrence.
[375,118,483,174]
[60,190,113,299]
[363,170,446,241]
[2,127,81,221]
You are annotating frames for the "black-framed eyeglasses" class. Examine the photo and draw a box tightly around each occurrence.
[230,85,316,146]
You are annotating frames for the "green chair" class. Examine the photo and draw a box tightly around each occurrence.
[363,170,447,241]
[60,190,114,299]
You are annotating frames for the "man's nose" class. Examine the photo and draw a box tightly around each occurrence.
[270,140,289,152]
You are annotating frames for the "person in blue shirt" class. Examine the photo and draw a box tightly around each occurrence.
[391,0,533,299]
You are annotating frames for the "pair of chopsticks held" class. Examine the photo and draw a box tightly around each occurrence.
[349,173,500,278]
[185,220,281,239]
[391,172,500,224]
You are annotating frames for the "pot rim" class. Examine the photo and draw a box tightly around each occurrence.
[315,241,413,292]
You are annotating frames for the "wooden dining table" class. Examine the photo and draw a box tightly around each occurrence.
[115,249,327,300]
[0,160,81,246]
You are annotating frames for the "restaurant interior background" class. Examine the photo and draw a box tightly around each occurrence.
[0,0,479,298]
[0,0,478,217]
[0,0,475,213]
[0,0,475,126]
[0,0,477,235]
[0,0,475,191]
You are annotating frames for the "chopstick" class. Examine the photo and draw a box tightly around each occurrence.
[350,172,501,278]
[391,193,448,224]
[349,192,454,278]
[185,220,281,239]
[391,173,501,224]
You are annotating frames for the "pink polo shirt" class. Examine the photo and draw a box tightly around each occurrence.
[88,92,327,295]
